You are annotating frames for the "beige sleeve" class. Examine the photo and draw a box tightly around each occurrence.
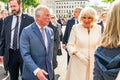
[67,25,77,56]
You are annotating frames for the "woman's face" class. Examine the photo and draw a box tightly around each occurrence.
[81,16,93,28]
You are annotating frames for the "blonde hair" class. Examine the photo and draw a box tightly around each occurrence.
[102,0,120,48]
[79,7,97,23]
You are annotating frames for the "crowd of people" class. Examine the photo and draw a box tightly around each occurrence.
[0,0,120,80]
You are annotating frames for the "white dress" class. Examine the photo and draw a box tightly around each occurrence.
[66,23,101,80]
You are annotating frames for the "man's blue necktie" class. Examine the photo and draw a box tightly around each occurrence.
[13,16,19,50]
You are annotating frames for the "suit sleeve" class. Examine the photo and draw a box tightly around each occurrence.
[67,25,76,56]
[0,19,5,56]
[20,28,38,72]
[62,20,70,44]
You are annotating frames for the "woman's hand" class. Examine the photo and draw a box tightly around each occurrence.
[76,53,89,66]
[71,51,78,55]
[62,44,67,49]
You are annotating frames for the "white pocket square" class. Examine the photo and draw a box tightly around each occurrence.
[51,36,54,39]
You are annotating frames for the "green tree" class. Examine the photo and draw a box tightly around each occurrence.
[0,0,40,11]
[0,0,9,10]
[22,0,40,11]
[102,0,114,3]
[0,0,7,3]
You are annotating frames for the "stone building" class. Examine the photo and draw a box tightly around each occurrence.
[55,0,89,18]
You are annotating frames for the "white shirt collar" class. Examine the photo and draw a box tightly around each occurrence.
[36,22,47,30]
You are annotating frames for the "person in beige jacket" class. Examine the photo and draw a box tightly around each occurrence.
[66,7,101,80]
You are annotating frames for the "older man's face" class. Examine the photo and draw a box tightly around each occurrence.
[37,8,51,27]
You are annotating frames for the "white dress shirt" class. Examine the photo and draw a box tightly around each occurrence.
[10,14,21,49]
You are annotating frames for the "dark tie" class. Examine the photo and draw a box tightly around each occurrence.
[13,16,19,50]
[77,20,79,24]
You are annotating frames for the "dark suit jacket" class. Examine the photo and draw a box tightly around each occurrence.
[0,13,34,70]
[62,17,76,44]
[0,18,3,37]
[48,22,60,69]
[97,20,104,33]
[57,19,62,26]
[20,22,54,80]
[94,46,120,80]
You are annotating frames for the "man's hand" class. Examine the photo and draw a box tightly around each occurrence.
[62,44,67,49]
[36,69,48,80]
[0,56,3,64]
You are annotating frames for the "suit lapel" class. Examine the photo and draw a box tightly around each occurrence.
[73,18,76,25]
[8,16,13,41]
[32,23,46,48]
[45,28,51,52]
[19,13,25,35]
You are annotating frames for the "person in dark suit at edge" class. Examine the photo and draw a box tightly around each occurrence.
[0,9,8,75]
[0,0,34,80]
[62,7,82,64]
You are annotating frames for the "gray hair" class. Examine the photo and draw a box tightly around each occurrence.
[35,5,49,16]
[74,7,83,12]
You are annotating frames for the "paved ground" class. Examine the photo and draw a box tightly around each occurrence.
[0,64,9,80]
[54,25,67,80]
[0,66,6,79]
[54,47,67,80]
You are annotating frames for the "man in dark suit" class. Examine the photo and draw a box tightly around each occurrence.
[0,0,34,80]
[20,5,54,80]
[62,7,82,64]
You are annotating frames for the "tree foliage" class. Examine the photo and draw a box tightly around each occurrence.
[0,0,7,3]
[0,0,40,11]
[102,0,114,3]
[22,0,39,11]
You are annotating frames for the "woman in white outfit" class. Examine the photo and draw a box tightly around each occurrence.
[66,7,101,80]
